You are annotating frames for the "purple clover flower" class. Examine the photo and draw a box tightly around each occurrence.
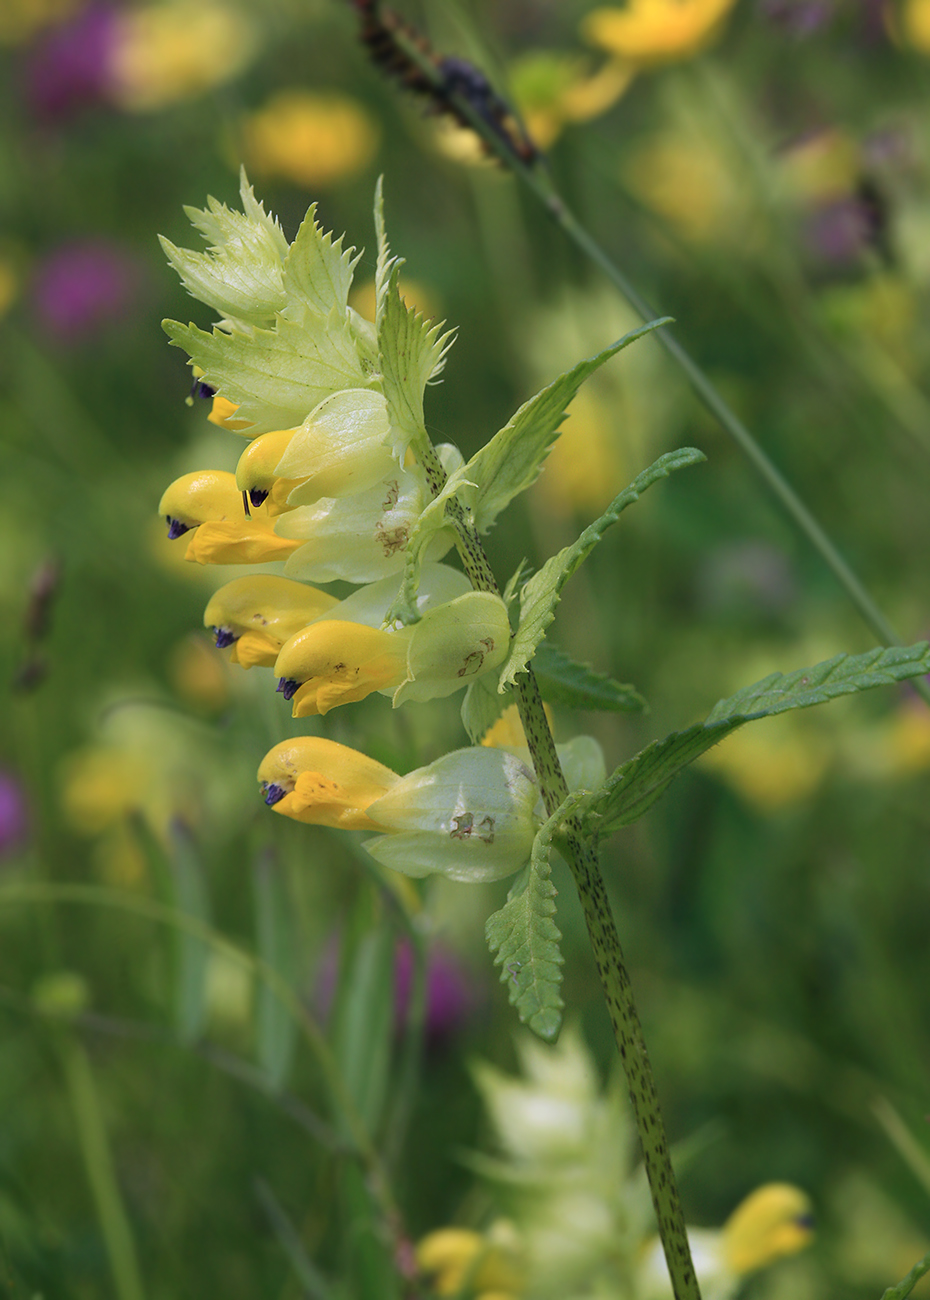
[32,241,142,341]
[25,3,120,121]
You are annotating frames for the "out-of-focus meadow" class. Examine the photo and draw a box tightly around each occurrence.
[2,0,930,1295]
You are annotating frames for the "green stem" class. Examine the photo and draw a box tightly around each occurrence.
[882,1253,930,1300]
[56,1030,147,1300]
[376,11,930,708]
[417,442,701,1300]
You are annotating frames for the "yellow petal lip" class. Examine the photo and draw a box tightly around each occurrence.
[257,736,399,828]
[722,1183,814,1275]
[183,518,302,565]
[235,428,302,510]
[208,394,252,433]
[203,574,338,659]
[274,620,408,717]
[159,469,246,536]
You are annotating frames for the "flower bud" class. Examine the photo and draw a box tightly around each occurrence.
[257,736,399,828]
[203,575,339,667]
[275,388,396,504]
[363,747,539,882]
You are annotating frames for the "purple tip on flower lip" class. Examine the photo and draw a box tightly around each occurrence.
[196,381,215,400]
[276,677,300,701]
[213,627,238,649]
[263,783,287,806]
[166,517,192,540]
[249,488,269,508]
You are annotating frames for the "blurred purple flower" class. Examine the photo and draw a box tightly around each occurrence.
[759,0,835,37]
[25,3,119,121]
[395,939,477,1043]
[0,771,29,859]
[32,241,142,341]
[802,196,872,264]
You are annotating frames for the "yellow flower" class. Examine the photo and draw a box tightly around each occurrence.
[158,469,301,565]
[235,428,304,515]
[417,1227,524,1297]
[168,633,230,711]
[581,0,740,64]
[624,130,745,244]
[208,394,252,434]
[203,575,339,669]
[273,591,511,716]
[0,258,17,318]
[108,0,254,112]
[894,0,930,51]
[699,714,833,811]
[509,51,633,149]
[721,1183,814,1275]
[241,90,380,189]
[258,737,400,829]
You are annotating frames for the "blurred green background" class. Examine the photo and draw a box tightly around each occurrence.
[2,0,930,1295]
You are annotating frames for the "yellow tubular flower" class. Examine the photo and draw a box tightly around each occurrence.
[241,90,380,189]
[258,737,399,828]
[159,469,245,536]
[581,0,740,64]
[235,428,304,515]
[274,621,411,717]
[203,575,339,668]
[722,1183,814,1275]
[417,1227,524,1296]
[209,394,252,433]
[159,469,302,565]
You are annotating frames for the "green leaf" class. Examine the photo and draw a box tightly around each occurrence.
[485,795,586,1042]
[461,671,513,744]
[582,640,930,840]
[501,447,705,689]
[455,320,670,535]
[163,310,368,436]
[253,850,297,1092]
[533,641,647,714]
[378,262,455,462]
[281,205,359,322]
[168,822,211,1044]
[160,169,289,328]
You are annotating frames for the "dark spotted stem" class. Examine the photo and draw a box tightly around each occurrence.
[418,444,701,1300]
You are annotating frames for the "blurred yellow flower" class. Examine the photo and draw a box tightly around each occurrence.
[509,51,634,149]
[625,129,745,244]
[0,0,77,45]
[0,259,17,318]
[582,0,740,64]
[108,1,253,112]
[241,90,379,189]
[893,0,930,50]
[349,277,440,325]
[700,715,834,811]
[722,1184,814,1274]
[417,1225,524,1297]
[779,129,860,205]
[168,633,230,713]
[532,386,628,516]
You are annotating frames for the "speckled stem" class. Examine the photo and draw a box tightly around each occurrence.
[417,441,701,1300]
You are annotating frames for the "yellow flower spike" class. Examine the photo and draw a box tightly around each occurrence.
[208,394,252,433]
[581,0,740,64]
[274,620,411,717]
[722,1183,814,1275]
[203,575,339,667]
[258,736,399,828]
[235,428,305,515]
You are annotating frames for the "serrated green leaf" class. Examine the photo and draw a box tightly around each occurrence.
[582,640,930,839]
[281,205,359,322]
[379,262,455,462]
[163,310,369,435]
[461,671,513,744]
[503,560,530,611]
[500,447,705,690]
[485,796,587,1042]
[161,169,289,327]
[533,641,647,714]
[452,321,670,535]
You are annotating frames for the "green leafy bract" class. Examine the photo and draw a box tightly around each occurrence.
[163,312,368,436]
[281,205,359,323]
[581,641,930,840]
[485,793,586,1042]
[461,672,513,744]
[500,447,705,690]
[533,642,647,714]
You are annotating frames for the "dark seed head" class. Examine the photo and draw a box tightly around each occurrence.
[262,783,287,806]
[276,677,299,701]
[213,626,238,649]
[166,517,191,540]
[249,488,269,508]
